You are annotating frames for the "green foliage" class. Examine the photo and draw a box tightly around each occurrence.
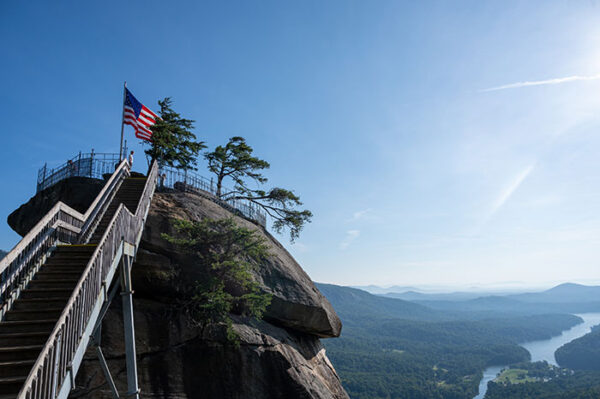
[162,217,272,343]
[205,136,312,241]
[205,136,269,197]
[485,362,600,399]
[318,283,584,399]
[556,327,600,370]
[145,97,206,170]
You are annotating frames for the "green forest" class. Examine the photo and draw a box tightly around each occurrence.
[318,284,584,399]
[485,362,600,399]
[555,326,600,371]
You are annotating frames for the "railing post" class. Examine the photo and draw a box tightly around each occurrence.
[51,333,62,398]
[120,243,139,399]
[90,149,95,178]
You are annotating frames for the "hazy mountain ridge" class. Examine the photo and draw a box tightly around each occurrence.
[367,283,600,314]
[318,282,584,399]
[315,283,445,322]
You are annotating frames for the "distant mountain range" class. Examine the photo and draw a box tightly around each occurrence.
[348,282,600,315]
[508,283,600,303]
[351,284,422,295]
[316,283,447,322]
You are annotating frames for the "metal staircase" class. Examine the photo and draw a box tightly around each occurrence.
[0,160,158,399]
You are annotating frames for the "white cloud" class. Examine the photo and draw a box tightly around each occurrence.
[490,163,536,217]
[340,230,360,250]
[482,74,600,92]
[349,208,374,221]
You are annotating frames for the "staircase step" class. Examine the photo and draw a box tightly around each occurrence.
[0,320,55,334]
[45,259,90,264]
[27,280,78,290]
[19,289,72,299]
[0,360,35,378]
[40,265,86,273]
[0,376,27,395]
[0,345,43,362]
[11,298,67,311]
[34,271,81,279]
[0,332,48,346]
[4,308,63,321]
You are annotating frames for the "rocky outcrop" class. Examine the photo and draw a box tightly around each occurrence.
[136,192,342,338]
[72,300,347,399]
[8,177,104,236]
[7,183,347,398]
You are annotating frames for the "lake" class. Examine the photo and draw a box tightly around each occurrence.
[473,313,600,399]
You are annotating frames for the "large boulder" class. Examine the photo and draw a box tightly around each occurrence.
[135,192,342,338]
[72,299,348,399]
[7,182,348,398]
[7,177,104,236]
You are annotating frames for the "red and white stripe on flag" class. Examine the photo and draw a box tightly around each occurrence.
[123,88,159,142]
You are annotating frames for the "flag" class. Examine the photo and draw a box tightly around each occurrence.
[123,88,158,141]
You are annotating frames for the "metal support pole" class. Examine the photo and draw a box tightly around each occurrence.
[119,82,127,161]
[120,253,140,399]
[96,346,121,399]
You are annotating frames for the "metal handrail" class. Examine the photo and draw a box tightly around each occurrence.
[17,161,159,399]
[158,166,267,227]
[77,159,130,243]
[0,204,84,319]
[0,160,132,319]
[37,152,120,193]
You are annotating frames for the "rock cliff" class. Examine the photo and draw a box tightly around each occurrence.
[7,179,347,399]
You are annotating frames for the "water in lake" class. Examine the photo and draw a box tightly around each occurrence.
[473,313,600,399]
[521,313,600,365]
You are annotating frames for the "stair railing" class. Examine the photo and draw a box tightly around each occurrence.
[0,159,131,320]
[77,159,130,243]
[17,161,159,399]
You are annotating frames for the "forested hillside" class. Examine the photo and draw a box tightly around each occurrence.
[318,283,581,399]
[485,362,600,399]
[555,326,600,370]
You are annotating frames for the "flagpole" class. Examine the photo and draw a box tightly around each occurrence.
[119,81,127,161]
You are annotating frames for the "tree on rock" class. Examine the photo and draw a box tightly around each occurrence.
[145,98,206,170]
[162,217,272,344]
[205,136,312,241]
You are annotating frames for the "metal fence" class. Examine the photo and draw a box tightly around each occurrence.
[157,166,268,228]
[35,152,268,229]
[37,152,121,193]
[17,160,158,399]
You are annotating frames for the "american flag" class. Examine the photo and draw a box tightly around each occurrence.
[123,88,158,141]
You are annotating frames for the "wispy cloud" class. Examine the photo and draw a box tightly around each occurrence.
[490,163,536,217]
[349,208,373,221]
[482,74,600,92]
[340,230,360,250]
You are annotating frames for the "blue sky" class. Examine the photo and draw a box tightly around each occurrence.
[2,1,600,289]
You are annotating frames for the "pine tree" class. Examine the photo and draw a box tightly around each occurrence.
[205,137,312,241]
[145,97,206,170]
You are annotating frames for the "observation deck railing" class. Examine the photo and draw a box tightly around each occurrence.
[157,166,267,228]
[37,152,121,193]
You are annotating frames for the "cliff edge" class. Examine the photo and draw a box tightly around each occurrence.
[8,182,347,399]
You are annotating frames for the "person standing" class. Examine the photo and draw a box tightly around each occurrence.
[128,150,134,167]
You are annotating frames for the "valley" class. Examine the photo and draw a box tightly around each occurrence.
[318,283,600,399]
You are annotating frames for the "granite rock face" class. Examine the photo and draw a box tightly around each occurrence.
[72,300,347,399]
[7,177,104,236]
[59,190,345,399]
[8,184,346,399]
[136,192,342,338]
